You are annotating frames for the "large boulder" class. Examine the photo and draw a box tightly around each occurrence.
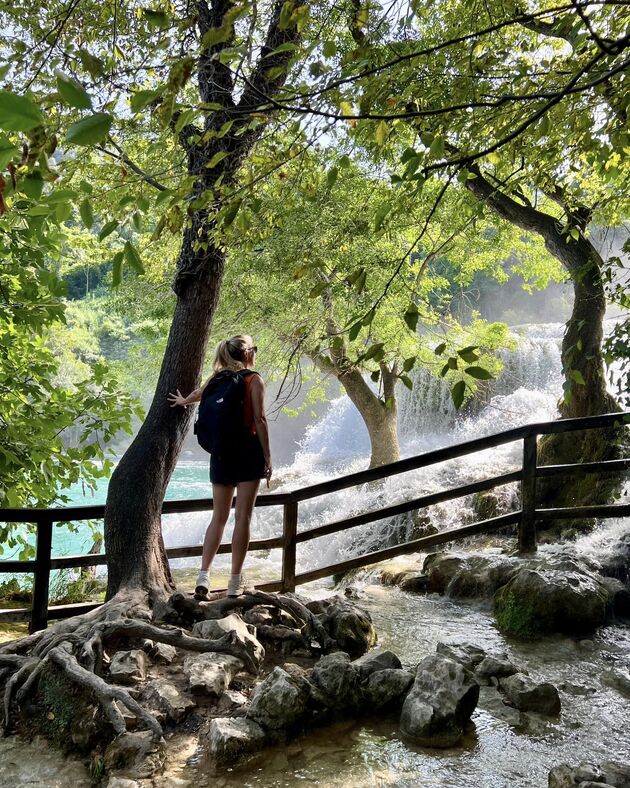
[352,649,402,678]
[499,673,561,715]
[306,597,377,657]
[435,642,486,672]
[399,654,479,747]
[309,652,362,711]
[475,656,521,683]
[203,717,266,768]
[246,667,311,734]
[422,552,518,598]
[183,653,244,696]
[494,561,609,637]
[601,668,630,699]
[549,761,630,787]
[192,614,264,667]
[364,669,414,710]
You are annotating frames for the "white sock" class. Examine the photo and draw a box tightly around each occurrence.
[196,570,209,587]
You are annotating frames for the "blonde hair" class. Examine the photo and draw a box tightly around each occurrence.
[213,335,254,373]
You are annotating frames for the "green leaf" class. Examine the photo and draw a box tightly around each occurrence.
[0,135,19,168]
[20,171,44,199]
[144,9,170,29]
[201,24,232,48]
[434,342,446,355]
[0,90,43,131]
[370,370,380,382]
[55,71,92,110]
[111,251,124,287]
[403,303,419,332]
[457,345,479,363]
[364,342,385,361]
[403,356,416,373]
[569,369,586,385]
[79,199,94,229]
[465,366,492,380]
[375,120,388,146]
[362,308,375,327]
[98,220,119,241]
[374,203,391,231]
[124,240,145,274]
[309,281,328,298]
[429,135,445,159]
[130,89,162,113]
[348,321,362,341]
[79,48,105,77]
[222,197,242,226]
[65,113,113,146]
[323,40,336,58]
[451,380,466,409]
[400,374,413,390]
[206,150,229,169]
[327,166,339,188]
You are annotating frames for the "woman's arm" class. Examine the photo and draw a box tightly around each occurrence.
[250,375,272,484]
[167,381,207,408]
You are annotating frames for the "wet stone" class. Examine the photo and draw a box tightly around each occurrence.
[435,642,486,671]
[499,673,561,715]
[204,717,266,768]
[352,648,402,678]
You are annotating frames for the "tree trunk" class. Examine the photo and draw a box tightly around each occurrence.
[337,366,400,468]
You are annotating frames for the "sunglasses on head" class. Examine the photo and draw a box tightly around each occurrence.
[249,346,258,353]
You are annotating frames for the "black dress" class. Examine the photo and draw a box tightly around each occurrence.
[209,371,266,486]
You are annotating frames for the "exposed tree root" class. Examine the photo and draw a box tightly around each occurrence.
[169,590,335,651]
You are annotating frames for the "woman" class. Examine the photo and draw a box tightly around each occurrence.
[168,335,272,597]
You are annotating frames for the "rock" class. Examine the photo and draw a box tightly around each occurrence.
[183,653,244,696]
[103,731,166,780]
[309,652,362,711]
[352,649,402,678]
[247,666,311,733]
[142,679,195,722]
[494,561,609,637]
[475,656,520,681]
[477,686,521,727]
[106,779,141,788]
[192,614,264,667]
[399,573,429,593]
[306,597,377,658]
[601,668,630,698]
[558,682,597,697]
[109,650,148,685]
[146,642,177,665]
[423,552,517,598]
[399,653,479,747]
[422,554,466,593]
[548,760,630,788]
[600,577,630,621]
[241,606,274,627]
[435,642,486,671]
[216,689,249,714]
[204,717,266,768]
[364,669,414,710]
[499,673,561,715]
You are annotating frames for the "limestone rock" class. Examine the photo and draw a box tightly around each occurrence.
[106,779,141,788]
[247,666,311,733]
[216,689,249,714]
[142,679,195,722]
[477,686,521,727]
[399,573,429,593]
[499,673,561,715]
[109,650,148,685]
[183,653,244,696]
[310,652,361,711]
[103,731,166,780]
[494,561,609,637]
[146,642,177,665]
[475,656,520,682]
[204,717,266,768]
[423,552,517,598]
[352,648,402,678]
[306,596,377,657]
[364,669,414,710]
[435,642,486,671]
[601,668,630,699]
[399,653,479,747]
[192,614,264,667]
[600,577,630,621]
[548,760,630,788]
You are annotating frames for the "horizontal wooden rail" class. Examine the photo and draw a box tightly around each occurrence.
[296,470,522,544]
[294,512,520,586]
[536,503,630,520]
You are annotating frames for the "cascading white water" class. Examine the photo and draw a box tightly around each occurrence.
[165,320,606,576]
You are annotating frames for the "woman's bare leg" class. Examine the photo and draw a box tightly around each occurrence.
[231,479,260,576]
[200,483,235,571]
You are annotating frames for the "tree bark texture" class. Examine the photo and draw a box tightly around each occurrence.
[104,0,299,599]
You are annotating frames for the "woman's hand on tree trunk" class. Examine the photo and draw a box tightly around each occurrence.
[168,389,187,408]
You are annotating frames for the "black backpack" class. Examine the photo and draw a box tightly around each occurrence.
[194,369,255,454]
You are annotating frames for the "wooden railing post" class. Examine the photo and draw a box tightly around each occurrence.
[281,500,298,592]
[30,518,53,633]
[519,433,538,554]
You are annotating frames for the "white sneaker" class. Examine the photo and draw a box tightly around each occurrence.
[195,571,209,597]
[227,574,245,597]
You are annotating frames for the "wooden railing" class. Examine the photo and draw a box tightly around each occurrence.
[1,412,629,633]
